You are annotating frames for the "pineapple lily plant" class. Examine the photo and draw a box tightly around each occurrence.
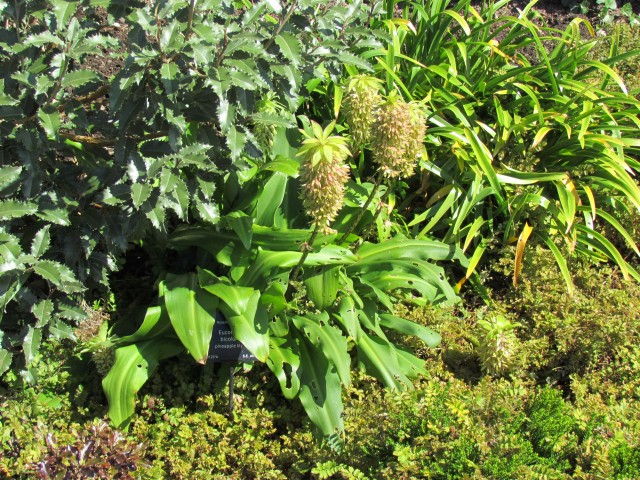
[100,117,470,447]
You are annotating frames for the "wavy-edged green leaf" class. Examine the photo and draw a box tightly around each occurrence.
[199,271,269,362]
[293,313,350,387]
[266,336,301,399]
[256,173,288,227]
[103,339,184,428]
[379,313,441,348]
[356,329,411,390]
[225,212,254,250]
[295,330,344,446]
[303,265,341,310]
[117,306,173,344]
[355,238,461,264]
[163,273,218,364]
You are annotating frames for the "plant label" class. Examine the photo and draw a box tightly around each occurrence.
[207,312,257,363]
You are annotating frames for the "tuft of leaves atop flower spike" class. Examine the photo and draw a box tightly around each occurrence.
[371,95,427,179]
[342,75,383,148]
[297,121,351,234]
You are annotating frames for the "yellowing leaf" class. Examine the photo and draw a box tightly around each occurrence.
[513,222,533,288]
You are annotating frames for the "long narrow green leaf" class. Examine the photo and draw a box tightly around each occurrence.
[379,313,441,348]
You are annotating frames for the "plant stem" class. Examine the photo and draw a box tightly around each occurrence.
[290,224,319,283]
[185,0,197,40]
[337,175,381,244]
[263,0,298,52]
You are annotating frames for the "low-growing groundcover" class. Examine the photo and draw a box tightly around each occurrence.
[2,254,640,479]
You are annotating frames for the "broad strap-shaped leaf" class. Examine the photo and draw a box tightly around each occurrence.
[356,329,412,390]
[255,173,288,227]
[199,270,269,362]
[103,339,184,428]
[303,265,341,311]
[292,313,351,388]
[116,305,173,344]
[295,330,344,447]
[225,212,254,250]
[266,335,301,399]
[163,273,218,364]
[378,314,441,348]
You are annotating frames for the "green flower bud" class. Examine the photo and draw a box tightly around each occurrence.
[371,97,427,179]
[343,75,383,148]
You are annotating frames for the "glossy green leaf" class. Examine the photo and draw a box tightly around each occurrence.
[256,173,288,227]
[163,273,218,364]
[303,265,341,310]
[295,331,344,446]
[32,299,54,328]
[293,313,351,387]
[103,339,184,428]
[0,348,11,376]
[0,200,37,220]
[266,336,301,399]
[30,225,51,258]
[226,212,254,250]
[200,272,270,362]
[0,166,21,191]
[356,329,411,390]
[275,33,301,67]
[117,306,173,344]
[23,326,42,365]
[379,314,441,348]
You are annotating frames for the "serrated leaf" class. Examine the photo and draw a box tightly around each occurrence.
[160,169,178,194]
[61,70,100,88]
[23,32,64,48]
[38,107,61,136]
[196,202,220,224]
[160,63,179,95]
[0,200,37,220]
[31,225,51,258]
[32,299,55,327]
[0,349,11,377]
[275,33,301,67]
[33,260,84,292]
[131,184,152,210]
[55,0,78,27]
[35,208,70,226]
[23,326,43,365]
[145,205,166,230]
[57,301,87,321]
[226,126,245,161]
[337,53,374,72]
[0,166,22,190]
